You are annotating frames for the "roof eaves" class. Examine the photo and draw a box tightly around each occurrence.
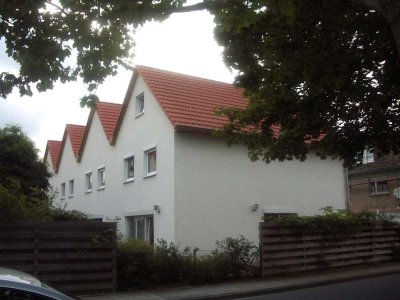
[111,70,139,145]
[77,109,96,162]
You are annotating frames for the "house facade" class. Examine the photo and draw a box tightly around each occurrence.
[45,66,347,250]
[348,152,400,212]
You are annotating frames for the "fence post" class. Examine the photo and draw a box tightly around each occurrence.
[33,222,39,277]
[193,247,198,279]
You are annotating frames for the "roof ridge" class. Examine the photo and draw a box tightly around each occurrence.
[135,65,235,86]
[97,101,123,106]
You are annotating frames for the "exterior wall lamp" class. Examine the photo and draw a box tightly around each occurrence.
[153,205,161,214]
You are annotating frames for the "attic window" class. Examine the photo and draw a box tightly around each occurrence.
[136,93,144,117]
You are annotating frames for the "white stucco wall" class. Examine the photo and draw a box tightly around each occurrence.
[49,75,176,243]
[174,132,347,250]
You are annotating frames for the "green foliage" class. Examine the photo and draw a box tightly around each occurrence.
[153,239,193,284]
[212,236,258,279]
[50,208,89,221]
[0,125,89,222]
[116,236,259,288]
[264,206,396,237]
[213,0,400,166]
[0,125,53,222]
[2,1,400,163]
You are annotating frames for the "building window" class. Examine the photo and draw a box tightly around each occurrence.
[144,148,157,177]
[136,93,144,116]
[61,183,65,199]
[124,156,135,182]
[362,149,374,164]
[98,167,106,189]
[85,172,93,192]
[68,179,74,197]
[370,181,389,195]
[127,215,154,244]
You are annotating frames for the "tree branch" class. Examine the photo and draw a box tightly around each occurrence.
[166,0,232,14]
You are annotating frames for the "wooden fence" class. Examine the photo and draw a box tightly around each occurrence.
[0,221,116,293]
[260,222,400,276]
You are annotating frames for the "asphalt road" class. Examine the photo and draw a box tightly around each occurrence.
[238,273,400,300]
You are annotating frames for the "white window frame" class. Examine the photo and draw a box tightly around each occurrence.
[144,147,157,178]
[124,155,135,183]
[68,179,74,198]
[363,149,374,164]
[60,182,66,199]
[97,166,106,190]
[126,215,154,244]
[85,171,93,193]
[136,92,144,117]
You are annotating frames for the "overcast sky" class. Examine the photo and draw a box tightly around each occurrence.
[0,8,235,156]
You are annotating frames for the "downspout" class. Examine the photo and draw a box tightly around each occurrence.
[345,167,351,210]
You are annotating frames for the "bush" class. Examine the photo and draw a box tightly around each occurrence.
[153,240,193,284]
[50,208,88,221]
[117,238,155,287]
[265,206,397,237]
[116,236,259,289]
[212,236,258,279]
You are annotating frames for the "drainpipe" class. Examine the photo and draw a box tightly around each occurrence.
[345,167,351,210]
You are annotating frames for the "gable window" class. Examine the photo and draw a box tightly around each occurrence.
[136,93,144,116]
[61,183,65,199]
[124,156,135,182]
[98,167,106,190]
[126,215,154,244]
[68,179,74,197]
[85,172,93,192]
[370,181,388,195]
[144,148,157,177]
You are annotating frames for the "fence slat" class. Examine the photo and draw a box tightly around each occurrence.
[0,221,116,294]
[260,222,399,276]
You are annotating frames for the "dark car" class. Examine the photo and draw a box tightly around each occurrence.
[0,267,76,299]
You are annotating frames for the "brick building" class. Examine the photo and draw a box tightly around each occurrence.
[348,152,400,212]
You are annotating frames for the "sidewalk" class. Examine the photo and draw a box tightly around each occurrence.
[80,263,400,300]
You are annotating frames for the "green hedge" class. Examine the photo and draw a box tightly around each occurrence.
[117,236,259,288]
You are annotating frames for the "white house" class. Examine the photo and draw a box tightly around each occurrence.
[45,65,347,250]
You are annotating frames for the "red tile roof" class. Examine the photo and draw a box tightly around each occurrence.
[66,124,86,158]
[136,65,248,132]
[96,102,123,143]
[44,140,61,169]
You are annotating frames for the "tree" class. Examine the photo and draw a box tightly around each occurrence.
[0,125,51,220]
[1,1,399,165]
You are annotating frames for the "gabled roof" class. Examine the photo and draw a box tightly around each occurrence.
[44,140,62,170]
[97,102,123,142]
[66,124,86,158]
[55,124,86,173]
[112,66,249,143]
[77,101,123,162]
[137,65,248,131]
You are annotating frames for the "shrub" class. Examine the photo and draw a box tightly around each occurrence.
[117,238,155,287]
[153,240,193,284]
[50,208,88,221]
[264,206,397,237]
[212,236,258,279]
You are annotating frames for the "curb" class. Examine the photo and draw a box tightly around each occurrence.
[184,265,400,299]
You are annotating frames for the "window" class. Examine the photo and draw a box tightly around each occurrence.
[127,215,154,244]
[68,179,74,197]
[98,167,106,189]
[136,93,144,116]
[144,148,157,177]
[370,181,389,195]
[363,149,374,164]
[124,156,135,182]
[61,183,65,199]
[85,172,93,192]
